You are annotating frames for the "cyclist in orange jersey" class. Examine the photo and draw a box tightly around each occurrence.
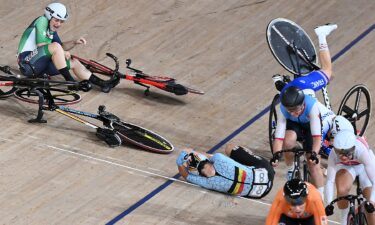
[266,179,327,225]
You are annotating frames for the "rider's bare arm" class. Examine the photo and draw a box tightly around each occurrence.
[309,104,323,154]
[273,110,287,153]
[359,148,375,202]
[62,37,87,51]
[177,165,189,179]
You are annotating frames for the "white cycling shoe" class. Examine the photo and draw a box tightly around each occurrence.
[314,24,338,37]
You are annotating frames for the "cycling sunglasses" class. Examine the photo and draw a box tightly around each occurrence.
[334,146,355,157]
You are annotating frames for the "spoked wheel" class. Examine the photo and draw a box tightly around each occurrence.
[268,94,280,154]
[112,121,174,154]
[14,88,81,105]
[338,84,371,136]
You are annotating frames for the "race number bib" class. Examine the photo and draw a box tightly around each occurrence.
[249,168,269,197]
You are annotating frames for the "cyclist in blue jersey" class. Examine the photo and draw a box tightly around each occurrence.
[270,85,327,200]
[176,144,274,199]
[273,24,344,155]
[17,2,119,93]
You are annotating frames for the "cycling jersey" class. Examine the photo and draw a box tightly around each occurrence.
[276,70,335,150]
[18,16,62,54]
[17,16,66,77]
[266,183,328,225]
[282,70,329,94]
[186,153,273,198]
[325,136,375,203]
[275,95,322,140]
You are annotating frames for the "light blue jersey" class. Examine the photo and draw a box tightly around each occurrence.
[187,153,271,198]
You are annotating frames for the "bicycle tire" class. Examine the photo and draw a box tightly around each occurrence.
[14,88,81,105]
[0,66,18,98]
[112,121,174,154]
[266,18,318,75]
[0,85,17,98]
[338,84,371,136]
[268,94,279,154]
[357,210,368,225]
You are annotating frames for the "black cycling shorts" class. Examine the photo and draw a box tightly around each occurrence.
[229,146,275,198]
[286,119,313,151]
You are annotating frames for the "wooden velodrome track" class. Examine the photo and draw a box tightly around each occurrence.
[0,1,374,224]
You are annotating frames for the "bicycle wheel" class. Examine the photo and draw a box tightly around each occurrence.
[266,18,318,75]
[268,94,279,154]
[14,88,81,105]
[112,121,174,154]
[0,85,17,98]
[338,84,371,136]
[357,211,369,225]
[0,66,18,98]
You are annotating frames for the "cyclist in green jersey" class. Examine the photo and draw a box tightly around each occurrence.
[17,2,119,93]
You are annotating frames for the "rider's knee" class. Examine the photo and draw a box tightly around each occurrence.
[48,42,64,54]
[224,143,236,156]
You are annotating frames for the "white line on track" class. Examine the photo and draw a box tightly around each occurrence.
[44,143,340,224]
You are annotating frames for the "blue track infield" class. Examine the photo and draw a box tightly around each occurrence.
[106,23,375,225]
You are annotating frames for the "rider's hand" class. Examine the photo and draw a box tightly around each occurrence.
[365,201,375,213]
[176,151,189,166]
[78,80,92,92]
[64,51,71,60]
[309,151,320,164]
[75,37,87,45]
[325,205,334,216]
[270,154,280,167]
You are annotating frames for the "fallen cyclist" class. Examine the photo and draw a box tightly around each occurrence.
[176,144,274,199]
[16,2,119,92]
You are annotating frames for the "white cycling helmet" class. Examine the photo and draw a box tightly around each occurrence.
[331,115,354,137]
[45,3,69,21]
[333,130,356,155]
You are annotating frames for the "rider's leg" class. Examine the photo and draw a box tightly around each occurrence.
[362,187,375,224]
[307,156,324,199]
[357,164,375,224]
[283,130,298,180]
[314,24,337,80]
[70,58,91,80]
[70,58,119,93]
[336,169,354,225]
[48,42,75,81]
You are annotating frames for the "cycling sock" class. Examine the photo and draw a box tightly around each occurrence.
[59,67,75,81]
[317,186,324,201]
[318,35,329,51]
[338,207,349,225]
[285,165,294,181]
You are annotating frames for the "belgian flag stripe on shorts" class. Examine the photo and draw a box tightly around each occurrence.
[228,167,247,194]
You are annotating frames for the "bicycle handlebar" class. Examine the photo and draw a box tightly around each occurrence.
[325,195,375,216]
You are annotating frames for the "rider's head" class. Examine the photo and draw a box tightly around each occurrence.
[197,159,215,177]
[281,86,305,115]
[188,153,208,175]
[45,3,69,22]
[333,130,356,158]
[283,179,308,207]
[330,116,354,139]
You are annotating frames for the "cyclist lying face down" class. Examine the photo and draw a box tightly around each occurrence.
[17,2,119,93]
[266,179,328,225]
[176,144,274,199]
[325,130,375,225]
